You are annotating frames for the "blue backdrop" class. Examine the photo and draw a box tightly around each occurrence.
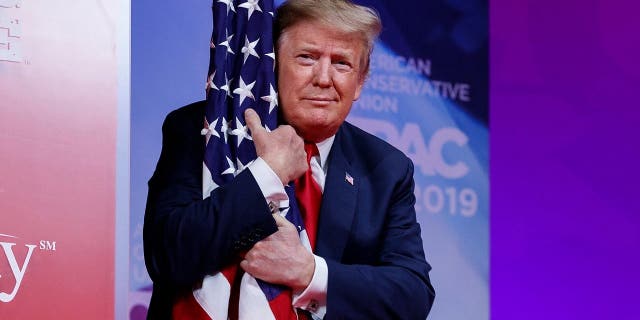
[130,1,487,319]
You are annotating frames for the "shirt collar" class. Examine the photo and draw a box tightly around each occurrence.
[314,135,335,172]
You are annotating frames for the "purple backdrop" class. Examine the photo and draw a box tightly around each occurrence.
[491,0,640,319]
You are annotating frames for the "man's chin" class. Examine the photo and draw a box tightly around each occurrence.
[296,123,339,143]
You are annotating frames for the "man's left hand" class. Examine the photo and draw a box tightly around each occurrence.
[240,213,315,291]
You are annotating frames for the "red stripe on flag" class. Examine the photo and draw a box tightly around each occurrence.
[172,291,212,320]
[222,264,239,284]
[268,290,299,320]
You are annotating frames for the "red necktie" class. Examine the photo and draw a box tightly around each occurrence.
[294,142,322,250]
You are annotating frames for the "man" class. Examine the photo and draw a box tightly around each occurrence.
[144,0,435,319]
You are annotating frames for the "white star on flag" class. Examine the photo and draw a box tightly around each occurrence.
[241,36,260,63]
[218,0,236,14]
[229,117,253,147]
[264,52,275,60]
[233,76,256,105]
[220,73,233,97]
[220,116,231,143]
[219,32,235,55]
[239,0,263,20]
[207,71,218,91]
[209,118,220,138]
[236,158,254,175]
[264,51,275,70]
[201,118,220,145]
[222,157,236,175]
[261,84,278,114]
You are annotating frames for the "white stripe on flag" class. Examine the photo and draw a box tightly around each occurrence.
[299,229,312,252]
[194,273,232,320]
[238,274,277,320]
[202,163,218,199]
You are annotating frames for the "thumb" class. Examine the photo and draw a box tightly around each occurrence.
[244,108,265,140]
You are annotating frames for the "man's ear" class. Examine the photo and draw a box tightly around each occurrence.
[353,75,365,101]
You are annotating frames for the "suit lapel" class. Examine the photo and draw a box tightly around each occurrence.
[315,126,358,261]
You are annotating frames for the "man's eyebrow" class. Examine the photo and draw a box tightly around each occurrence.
[333,50,355,58]
[296,43,320,52]
[296,45,355,58]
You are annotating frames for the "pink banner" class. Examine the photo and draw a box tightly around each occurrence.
[0,0,118,317]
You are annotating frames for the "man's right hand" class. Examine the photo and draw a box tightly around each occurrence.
[245,108,307,185]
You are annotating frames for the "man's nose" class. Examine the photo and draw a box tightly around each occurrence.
[313,58,333,88]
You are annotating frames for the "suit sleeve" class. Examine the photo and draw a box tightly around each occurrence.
[325,159,435,319]
[143,109,278,288]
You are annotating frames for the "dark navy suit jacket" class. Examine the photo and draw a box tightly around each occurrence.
[144,101,435,319]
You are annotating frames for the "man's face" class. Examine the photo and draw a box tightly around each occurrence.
[277,20,366,142]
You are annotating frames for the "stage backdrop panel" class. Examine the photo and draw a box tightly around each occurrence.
[0,0,120,318]
[130,1,488,319]
[351,1,488,318]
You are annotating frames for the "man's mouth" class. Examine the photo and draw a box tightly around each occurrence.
[304,96,337,104]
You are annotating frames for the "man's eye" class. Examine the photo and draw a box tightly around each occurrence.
[334,61,353,70]
[296,54,315,64]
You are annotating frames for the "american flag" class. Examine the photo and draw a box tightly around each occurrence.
[172,1,309,319]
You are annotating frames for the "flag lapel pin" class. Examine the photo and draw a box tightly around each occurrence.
[345,172,354,185]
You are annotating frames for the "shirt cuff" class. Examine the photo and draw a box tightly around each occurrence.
[248,157,289,208]
[292,255,328,319]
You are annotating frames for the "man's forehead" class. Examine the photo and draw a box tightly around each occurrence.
[285,20,359,41]
[282,24,362,54]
